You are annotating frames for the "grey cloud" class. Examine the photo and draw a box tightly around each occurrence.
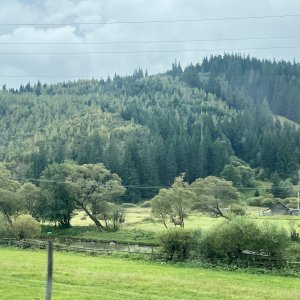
[1,0,300,87]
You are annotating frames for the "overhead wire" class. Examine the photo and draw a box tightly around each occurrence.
[0,45,299,55]
[0,13,300,26]
[0,14,297,193]
[1,34,300,45]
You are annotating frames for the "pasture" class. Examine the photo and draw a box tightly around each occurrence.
[0,248,300,300]
[56,206,300,245]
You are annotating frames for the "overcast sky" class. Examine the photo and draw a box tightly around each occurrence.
[1,0,300,87]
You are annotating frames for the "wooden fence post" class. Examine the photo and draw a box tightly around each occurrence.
[45,233,53,300]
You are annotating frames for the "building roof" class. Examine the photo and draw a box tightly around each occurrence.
[263,201,290,212]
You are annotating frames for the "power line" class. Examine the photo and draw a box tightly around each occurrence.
[0,45,299,55]
[0,71,300,79]
[1,34,300,45]
[0,174,276,190]
[1,14,300,26]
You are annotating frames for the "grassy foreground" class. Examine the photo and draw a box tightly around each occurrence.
[0,248,300,300]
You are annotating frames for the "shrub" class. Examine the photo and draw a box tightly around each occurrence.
[286,243,300,262]
[247,196,263,206]
[229,204,246,216]
[200,217,258,261]
[141,216,156,223]
[11,214,41,239]
[199,217,289,262]
[120,203,137,208]
[140,201,151,208]
[159,229,200,261]
[283,197,298,208]
[0,213,11,238]
[261,198,276,207]
[257,222,289,256]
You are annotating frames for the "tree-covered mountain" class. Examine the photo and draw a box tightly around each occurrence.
[1,54,300,201]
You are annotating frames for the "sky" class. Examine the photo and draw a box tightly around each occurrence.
[1,0,300,87]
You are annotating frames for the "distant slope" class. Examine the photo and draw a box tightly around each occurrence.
[275,115,300,129]
[1,56,300,200]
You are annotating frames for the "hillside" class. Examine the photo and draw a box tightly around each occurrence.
[1,55,300,200]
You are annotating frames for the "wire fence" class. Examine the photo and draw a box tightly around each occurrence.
[0,238,157,255]
[1,238,299,269]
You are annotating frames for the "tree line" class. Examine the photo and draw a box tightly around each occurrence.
[0,54,300,202]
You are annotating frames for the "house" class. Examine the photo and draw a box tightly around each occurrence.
[289,209,300,216]
[262,201,300,216]
[262,201,290,216]
[268,201,290,215]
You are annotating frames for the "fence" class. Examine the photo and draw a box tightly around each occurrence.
[1,238,299,269]
[0,238,157,256]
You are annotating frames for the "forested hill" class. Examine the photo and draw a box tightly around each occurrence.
[1,54,300,201]
[169,54,300,123]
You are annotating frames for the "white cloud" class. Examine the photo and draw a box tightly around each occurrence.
[0,0,300,87]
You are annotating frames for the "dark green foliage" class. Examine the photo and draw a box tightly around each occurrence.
[229,204,247,216]
[37,163,76,228]
[0,213,10,237]
[200,217,289,262]
[159,229,200,261]
[262,198,277,207]
[247,197,264,207]
[0,55,300,200]
[270,173,294,199]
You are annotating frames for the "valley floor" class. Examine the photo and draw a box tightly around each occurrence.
[0,248,299,300]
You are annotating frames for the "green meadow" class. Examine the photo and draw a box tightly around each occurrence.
[42,207,300,245]
[0,248,299,300]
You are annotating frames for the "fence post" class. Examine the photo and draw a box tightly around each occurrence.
[45,232,53,300]
[128,244,130,254]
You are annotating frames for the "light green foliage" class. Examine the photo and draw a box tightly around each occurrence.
[140,200,151,208]
[96,201,125,230]
[283,197,299,209]
[17,182,41,215]
[190,176,240,218]
[11,214,41,239]
[229,204,246,216]
[221,160,256,187]
[258,221,290,256]
[66,162,126,230]
[151,191,172,228]
[151,174,194,228]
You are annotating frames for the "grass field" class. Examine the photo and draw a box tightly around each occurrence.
[0,248,300,300]
[39,206,300,245]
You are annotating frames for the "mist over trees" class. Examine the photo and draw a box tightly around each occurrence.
[1,54,300,202]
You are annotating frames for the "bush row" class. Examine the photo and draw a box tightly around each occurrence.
[247,196,299,208]
[158,217,291,264]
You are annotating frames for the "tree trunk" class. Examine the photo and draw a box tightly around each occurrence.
[81,205,105,231]
[3,211,12,225]
[160,213,168,229]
